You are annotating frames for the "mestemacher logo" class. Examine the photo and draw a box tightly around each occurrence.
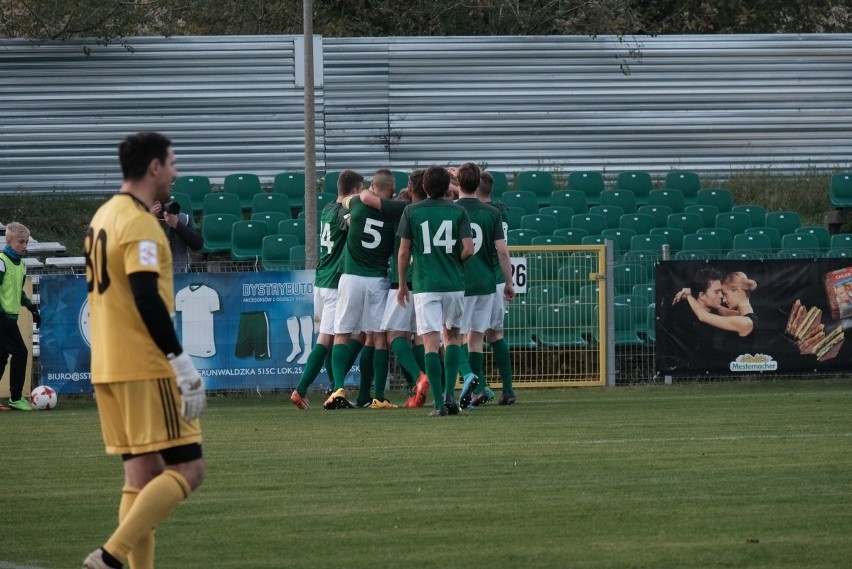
[729,354,778,372]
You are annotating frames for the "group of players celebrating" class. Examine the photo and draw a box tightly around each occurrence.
[290,163,518,416]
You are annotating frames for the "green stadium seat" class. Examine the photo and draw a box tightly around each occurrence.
[571,213,608,236]
[527,251,563,281]
[251,192,292,217]
[289,245,307,269]
[696,227,733,252]
[552,228,589,245]
[515,171,555,205]
[696,188,733,213]
[614,171,653,204]
[731,204,766,228]
[615,294,649,341]
[649,227,684,252]
[538,206,574,229]
[675,250,712,261]
[775,249,815,260]
[230,220,270,261]
[593,304,644,346]
[223,173,262,209]
[505,206,526,230]
[251,212,290,229]
[638,204,673,228]
[201,213,239,254]
[501,191,539,215]
[581,235,607,248]
[667,212,704,234]
[172,175,212,213]
[648,189,685,213]
[715,212,752,236]
[682,233,721,254]
[685,204,719,229]
[630,233,668,253]
[764,211,801,236]
[599,190,637,214]
[579,283,601,306]
[620,213,656,235]
[202,192,242,218]
[831,233,852,250]
[261,234,300,271]
[664,170,701,204]
[567,171,605,205]
[631,283,656,305]
[168,192,194,219]
[733,232,773,253]
[504,301,537,349]
[781,233,820,253]
[322,171,340,194]
[745,226,781,251]
[826,249,852,259]
[391,170,409,192]
[726,250,767,260]
[642,304,657,344]
[613,263,649,295]
[521,214,558,235]
[623,250,662,271]
[558,256,596,296]
[271,171,306,210]
[486,170,510,200]
[602,228,636,255]
[589,205,625,229]
[536,304,588,348]
[278,219,306,245]
[531,235,569,246]
[550,190,589,214]
[795,226,831,251]
[507,229,540,246]
[829,173,852,208]
[527,283,566,306]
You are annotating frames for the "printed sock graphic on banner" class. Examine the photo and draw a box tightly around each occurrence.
[297,315,314,364]
[285,316,301,362]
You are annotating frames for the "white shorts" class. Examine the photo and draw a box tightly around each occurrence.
[334,274,389,334]
[460,293,495,335]
[489,283,506,331]
[314,287,339,336]
[413,291,465,335]
[380,288,416,332]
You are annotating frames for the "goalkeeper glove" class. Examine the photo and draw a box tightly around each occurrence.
[168,352,207,420]
[27,305,40,328]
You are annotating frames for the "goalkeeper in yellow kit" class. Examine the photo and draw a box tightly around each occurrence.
[82,132,207,569]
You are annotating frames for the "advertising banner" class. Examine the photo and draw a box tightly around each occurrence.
[38,271,356,393]
[655,259,851,375]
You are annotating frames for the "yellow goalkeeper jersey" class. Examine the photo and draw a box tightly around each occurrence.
[85,194,175,383]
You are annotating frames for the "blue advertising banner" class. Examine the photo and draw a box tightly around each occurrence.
[39,271,359,393]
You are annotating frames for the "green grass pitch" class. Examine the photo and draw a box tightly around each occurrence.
[3,381,852,569]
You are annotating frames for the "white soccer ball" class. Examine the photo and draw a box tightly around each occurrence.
[29,385,58,410]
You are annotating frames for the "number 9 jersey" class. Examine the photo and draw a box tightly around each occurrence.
[85,194,175,383]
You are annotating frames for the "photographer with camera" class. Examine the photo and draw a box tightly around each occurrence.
[149,200,203,273]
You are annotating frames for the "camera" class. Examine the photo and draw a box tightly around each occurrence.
[163,201,180,215]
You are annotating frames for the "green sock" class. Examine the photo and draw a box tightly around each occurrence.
[346,339,364,372]
[413,344,426,372]
[373,349,389,401]
[390,337,422,385]
[457,344,473,377]
[468,351,484,386]
[443,345,462,400]
[331,344,349,390]
[324,347,335,390]
[296,344,327,396]
[357,346,375,405]
[491,338,513,392]
[425,352,443,410]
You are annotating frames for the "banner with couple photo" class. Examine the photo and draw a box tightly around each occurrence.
[655,259,852,375]
[38,271,359,394]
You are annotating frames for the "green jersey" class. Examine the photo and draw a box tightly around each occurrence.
[397,198,471,293]
[490,201,510,285]
[315,202,349,289]
[456,198,504,296]
[343,196,407,278]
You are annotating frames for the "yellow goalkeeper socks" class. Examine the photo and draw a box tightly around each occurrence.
[118,485,155,569]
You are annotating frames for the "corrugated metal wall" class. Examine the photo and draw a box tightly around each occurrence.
[1,34,851,194]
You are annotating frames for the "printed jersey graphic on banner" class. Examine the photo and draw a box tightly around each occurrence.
[175,283,221,357]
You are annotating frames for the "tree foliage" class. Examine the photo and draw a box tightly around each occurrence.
[1,0,849,54]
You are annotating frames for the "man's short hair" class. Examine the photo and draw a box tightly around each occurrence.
[4,222,30,239]
[118,131,172,181]
[337,170,364,196]
[456,162,481,193]
[690,267,722,298]
[408,169,426,201]
[477,171,494,197]
[371,168,395,195]
[423,166,450,199]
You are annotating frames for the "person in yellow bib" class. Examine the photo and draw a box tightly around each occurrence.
[0,221,40,411]
[82,132,207,569]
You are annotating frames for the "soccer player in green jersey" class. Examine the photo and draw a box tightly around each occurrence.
[452,164,516,409]
[397,166,474,416]
[358,169,430,408]
[325,169,408,409]
[290,170,363,409]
